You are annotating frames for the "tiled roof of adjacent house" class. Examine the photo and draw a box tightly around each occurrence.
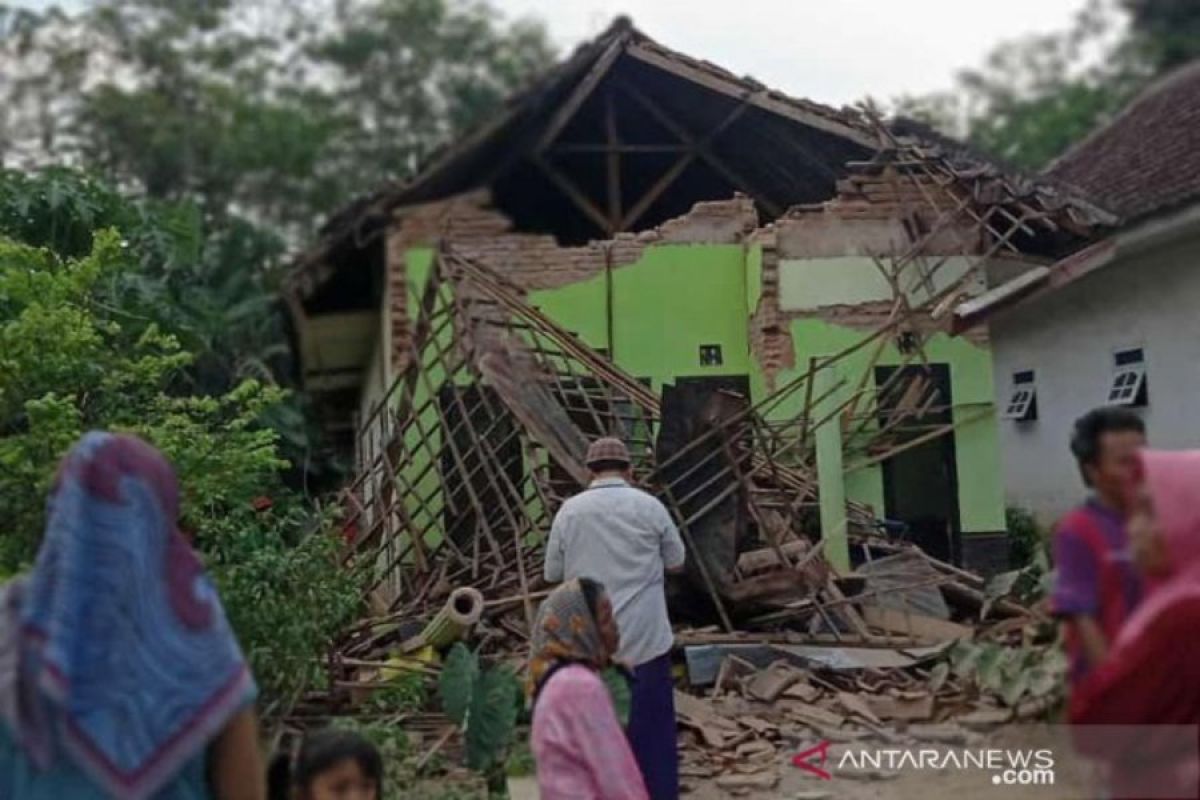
[1047,60,1200,224]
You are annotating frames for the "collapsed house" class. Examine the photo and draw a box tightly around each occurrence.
[284,20,1111,655]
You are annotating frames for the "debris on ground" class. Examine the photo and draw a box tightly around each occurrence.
[289,117,1071,796]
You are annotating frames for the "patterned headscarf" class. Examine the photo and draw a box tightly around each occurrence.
[527,579,612,700]
[1,432,253,800]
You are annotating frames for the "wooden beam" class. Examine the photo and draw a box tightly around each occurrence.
[605,89,622,229]
[531,154,614,235]
[618,80,781,218]
[536,37,627,152]
[623,40,877,148]
[844,406,993,474]
[549,143,689,154]
[619,152,696,230]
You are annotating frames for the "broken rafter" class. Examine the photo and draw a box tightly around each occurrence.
[531,153,615,235]
[616,80,775,223]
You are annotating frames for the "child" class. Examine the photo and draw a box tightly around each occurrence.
[268,729,383,800]
[529,578,649,800]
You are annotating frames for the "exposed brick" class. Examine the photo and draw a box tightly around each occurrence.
[747,226,794,391]
[384,192,759,374]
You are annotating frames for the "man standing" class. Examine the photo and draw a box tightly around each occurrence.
[1054,408,1146,693]
[544,437,685,800]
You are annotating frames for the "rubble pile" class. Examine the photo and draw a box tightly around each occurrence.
[305,125,1068,769]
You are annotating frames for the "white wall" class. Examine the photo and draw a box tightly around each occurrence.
[778,256,983,312]
[990,232,1200,525]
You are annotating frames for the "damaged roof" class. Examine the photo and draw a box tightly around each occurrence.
[293,17,881,294]
[1047,59,1200,224]
[291,17,1114,305]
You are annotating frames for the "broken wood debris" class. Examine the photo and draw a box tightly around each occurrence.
[299,116,1070,749]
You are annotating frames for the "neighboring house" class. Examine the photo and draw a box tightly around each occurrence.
[957,61,1200,525]
[286,18,1107,570]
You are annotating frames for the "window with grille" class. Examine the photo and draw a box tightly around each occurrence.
[1107,348,1147,407]
[1002,370,1038,421]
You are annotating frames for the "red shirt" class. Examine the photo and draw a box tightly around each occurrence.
[1052,501,1143,684]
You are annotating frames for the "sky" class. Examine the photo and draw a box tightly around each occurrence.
[493,0,1092,106]
[16,0,1091,106]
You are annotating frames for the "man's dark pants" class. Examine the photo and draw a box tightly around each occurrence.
[627,652,679,800]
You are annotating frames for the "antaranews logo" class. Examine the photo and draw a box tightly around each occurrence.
[793,740,1055,786]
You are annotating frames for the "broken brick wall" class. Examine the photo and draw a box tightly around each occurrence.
[384,192,759,376]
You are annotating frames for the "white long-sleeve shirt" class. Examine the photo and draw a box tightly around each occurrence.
[544,477,686,666]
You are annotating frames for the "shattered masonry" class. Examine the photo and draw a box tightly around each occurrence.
[330,124,1102,676]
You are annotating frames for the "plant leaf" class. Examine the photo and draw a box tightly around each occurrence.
[981,569,1022,619]
[465,665,519,771]
[602,667,632,728]
[438,643,478,726]
[1001,669,1032,707]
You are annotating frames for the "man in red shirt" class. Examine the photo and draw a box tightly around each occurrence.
[1053,408,1146,689]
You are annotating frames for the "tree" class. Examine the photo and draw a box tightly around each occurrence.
[0,223,358,708]
[0,166,341,488]
[312,0,555,193]
[2,0,555,236]
[888,0,1162,171]
[0,1,555,487]
[1124,0,1200,73]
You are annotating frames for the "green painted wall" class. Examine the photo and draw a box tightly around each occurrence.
[754,316,1005,534]
[531,244,751,390]
[381,242,1005,548]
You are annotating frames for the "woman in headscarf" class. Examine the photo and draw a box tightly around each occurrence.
[0,432,265,799]
[1070,449,1200,798]
[529,578,648,800]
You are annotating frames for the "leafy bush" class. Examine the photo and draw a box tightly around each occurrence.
[438,643,521,773]
[0,230,358,711]
[0,166,345,492]
[941,639,1067,709]
[1007,504,1046,569]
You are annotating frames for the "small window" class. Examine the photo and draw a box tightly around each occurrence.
[699,344,723,366]
[1107,348,1148,407]
[1002,370,1038,421]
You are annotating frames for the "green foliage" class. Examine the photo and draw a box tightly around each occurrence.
[437,643,522,774]
[888,0,1188,170]
[0,229,358,710]
[312,0,555,204]
[440,642,482,726]
[465,665,520,772]
[207,502,358,704]
[1007,505,1046,569]
[504,739,535,778]
[0,166,343,490]
[367,671,430,715]
[602,666,632,728]
[1124,0,1200,72]
[948,639,1067,709]
[335,717,489,799]
[3,0,555,236]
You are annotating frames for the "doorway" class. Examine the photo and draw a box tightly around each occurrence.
[874,364,961,564]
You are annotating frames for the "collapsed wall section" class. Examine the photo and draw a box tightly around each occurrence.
[383,191,759,375]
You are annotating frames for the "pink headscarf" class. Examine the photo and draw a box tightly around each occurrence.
[1116,449,1200,646]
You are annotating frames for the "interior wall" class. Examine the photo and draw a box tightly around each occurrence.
[753,316,1004,535]
[530,243,753,391]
